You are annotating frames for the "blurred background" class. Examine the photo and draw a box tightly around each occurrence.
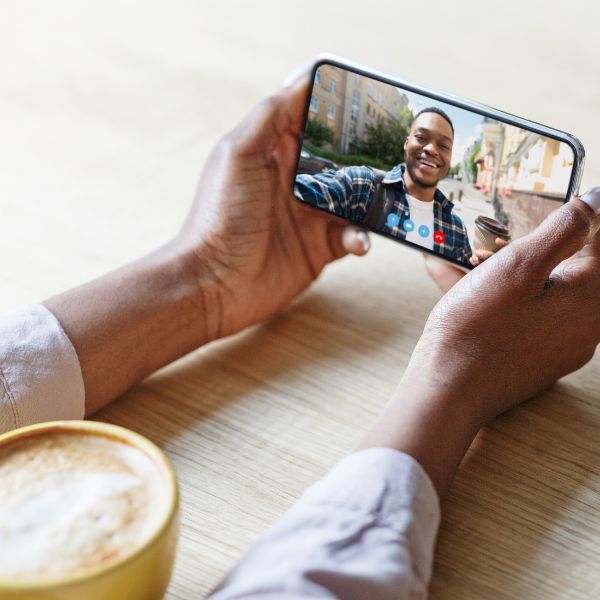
[1,0,600,310]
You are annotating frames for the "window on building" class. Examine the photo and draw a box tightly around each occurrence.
[352,90,360,105]
[330,79,337,95]
[351,105,359,122]
[354,73,361,85]
[310,96,319,112]
[315,70,321,84]
[327,103,336,120]
[366,104,371,115]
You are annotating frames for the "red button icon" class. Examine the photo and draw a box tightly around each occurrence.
[433,231,445,244]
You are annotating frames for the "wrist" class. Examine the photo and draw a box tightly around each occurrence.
[159,237,231,345]
[44,238,230,415]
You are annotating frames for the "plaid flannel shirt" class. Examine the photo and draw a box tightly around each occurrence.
[295,164,472,266]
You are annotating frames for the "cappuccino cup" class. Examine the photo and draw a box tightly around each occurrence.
[473,216,511,253]
[0,420,179,600]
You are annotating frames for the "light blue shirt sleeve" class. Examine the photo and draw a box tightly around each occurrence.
[208,447,441,599]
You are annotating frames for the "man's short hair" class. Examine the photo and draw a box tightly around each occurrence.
[413,107,454,136]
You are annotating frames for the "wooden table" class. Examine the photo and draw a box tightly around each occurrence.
[2,2,600,598]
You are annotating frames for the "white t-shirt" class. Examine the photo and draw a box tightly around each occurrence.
[404,193,435,251]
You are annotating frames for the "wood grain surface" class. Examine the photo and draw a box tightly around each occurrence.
[1,2,599,598]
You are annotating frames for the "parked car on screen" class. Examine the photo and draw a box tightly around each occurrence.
[297,148,338,175]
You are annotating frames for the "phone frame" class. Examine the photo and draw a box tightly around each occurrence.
[293,54,586,270]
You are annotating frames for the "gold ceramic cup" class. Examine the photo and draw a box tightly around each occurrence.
[0,421,179,600]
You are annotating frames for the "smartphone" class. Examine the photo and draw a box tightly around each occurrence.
[293,54,585,270]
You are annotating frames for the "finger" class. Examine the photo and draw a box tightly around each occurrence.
[568,222,600,262]
[276,120,308,188]
[227,69,311,160]
[511,198,596,276]
[586,199,600,257]
[282,61,314,88]
[281,62,315,134]
[495,238,509,248]
[326,224,370,260]
[342,227,370,256]
[474,250,494,260]
[587,224,600,254]
[548,190,600,281]
[580,186,600,214]
[293,198,352,226]
[423,255,466,293]
[326,223,346,260]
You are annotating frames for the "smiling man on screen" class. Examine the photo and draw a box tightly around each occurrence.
[295,107,473,266]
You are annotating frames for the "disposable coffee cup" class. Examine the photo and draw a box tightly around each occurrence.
[474,216,511,253]
[0,420,179,600]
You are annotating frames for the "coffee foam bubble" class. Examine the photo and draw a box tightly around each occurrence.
[0,432,170,581]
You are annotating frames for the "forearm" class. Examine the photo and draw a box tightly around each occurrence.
[359,374,481,498]
[44,241,224,415]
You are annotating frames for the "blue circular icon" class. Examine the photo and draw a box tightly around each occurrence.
[386,213,400,227]
[402,219,415,232]
[418,225,430,238]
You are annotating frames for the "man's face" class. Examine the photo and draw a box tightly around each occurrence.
[404,113,453,188]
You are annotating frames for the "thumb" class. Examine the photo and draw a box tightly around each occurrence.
[226,68,311,161]
[341,227,370,256]
[513,197,597,277]
[324,224,370,260]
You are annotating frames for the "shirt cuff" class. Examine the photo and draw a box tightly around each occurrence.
[291,447,441,585]
[210,447,441,599]
[0,303,85,433]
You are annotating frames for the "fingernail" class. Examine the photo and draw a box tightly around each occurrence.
[282,61,313,88]
[579,187,600,214]
[356,230,370,253]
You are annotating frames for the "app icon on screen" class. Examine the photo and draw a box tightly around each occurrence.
[433,231,445,244]
[402,219,415,233]
[418,225,430,238]
[386,213,400,228]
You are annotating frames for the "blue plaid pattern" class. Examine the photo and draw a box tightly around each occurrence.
[295,164,472,266]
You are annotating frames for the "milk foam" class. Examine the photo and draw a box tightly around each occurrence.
[0,432,170,581]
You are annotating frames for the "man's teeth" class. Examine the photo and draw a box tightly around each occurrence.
[420,160,437,168]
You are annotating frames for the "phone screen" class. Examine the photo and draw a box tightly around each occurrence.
[293,61,579,269]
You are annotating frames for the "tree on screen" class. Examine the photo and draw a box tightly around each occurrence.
[362,118,410,166]
[466,141,481,182]
[305,119,334,148]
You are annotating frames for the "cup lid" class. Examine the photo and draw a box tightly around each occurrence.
[475,216,510,237]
